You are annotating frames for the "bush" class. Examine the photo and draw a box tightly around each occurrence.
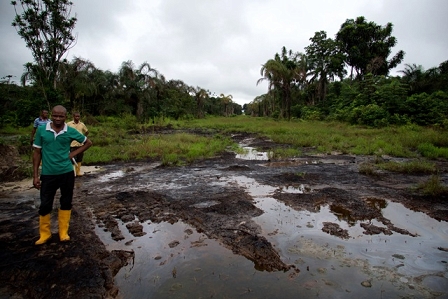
[301,106,323,120]
[418,143,448,159]
[349,104,389,127]
[403,91,448,126]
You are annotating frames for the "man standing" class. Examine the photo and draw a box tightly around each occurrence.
[67,112,89,177]
[32,105,92,245]
[30,109,50,146]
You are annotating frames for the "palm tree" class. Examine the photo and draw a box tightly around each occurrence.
[117,60,160,119]
[305,31,346,104]
[118,60,138,114]
[190,86,209,118]
[21,62,51,110]
[399,63,425,94]
[58,57,97,111]
[219,93,233,116]
[136,62,159,118]
[250,94,266,116]
[258,47,305,119]
[96,70,121,115]
[163,79,190,119]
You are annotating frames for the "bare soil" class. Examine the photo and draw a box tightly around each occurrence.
[0,133,447,298]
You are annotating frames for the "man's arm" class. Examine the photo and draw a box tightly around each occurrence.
[69,138,92,160]
[30,127,37,146]
[32,147,42,189]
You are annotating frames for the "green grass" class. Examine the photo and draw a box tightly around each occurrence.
[270,147,302,159]
[1,115,447,170]
[376,160,437,174]
[358,162,378,176]
[416,175,448,196]
[174,116,448,158]
[84,132,233,165]
[418,143,448,159]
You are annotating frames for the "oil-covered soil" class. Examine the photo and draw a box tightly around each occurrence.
[0,133,447,298]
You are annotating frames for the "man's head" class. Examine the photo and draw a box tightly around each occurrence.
[41,110,49,119]
[51,105,67,128]
[73,112,81,123]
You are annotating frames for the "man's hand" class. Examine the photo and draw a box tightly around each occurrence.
[33,177,41,190]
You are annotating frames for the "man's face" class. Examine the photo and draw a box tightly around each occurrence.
[42,111,48,119]
[51,109,66,127]
[74,114,80,122]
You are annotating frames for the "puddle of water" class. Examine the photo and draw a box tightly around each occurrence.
[278,184,305,193]
[90,170,448,298]
[95,163,161,184]
[236,146,271,160]
[96,218,261,298]
[190,200,220,208]
[98,170,125,182]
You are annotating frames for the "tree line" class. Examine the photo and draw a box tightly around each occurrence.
[0,57,244,128]
[247,16,448,127]
[1,0,242,128]
[2,1,447,128]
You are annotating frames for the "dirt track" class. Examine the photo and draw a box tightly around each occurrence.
[0,133,447,298]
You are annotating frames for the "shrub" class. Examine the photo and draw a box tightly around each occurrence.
[416,175,448,196]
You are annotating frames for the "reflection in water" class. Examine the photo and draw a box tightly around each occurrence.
[235,146,271,160]
[330,204,357,226]
[89,168,447,298]
[278,184,305,193]
[365,197,388,210]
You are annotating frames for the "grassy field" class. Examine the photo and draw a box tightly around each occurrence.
[1,115,447,194]
[172,115,448,158]
[2,114,448,166]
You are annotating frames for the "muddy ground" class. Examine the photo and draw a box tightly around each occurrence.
[0,132,447,298]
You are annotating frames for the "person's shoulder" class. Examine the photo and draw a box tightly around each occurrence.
[36,123,49,133]
[67,126,83,135]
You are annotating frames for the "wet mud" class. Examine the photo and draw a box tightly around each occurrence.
[0,133,447,298]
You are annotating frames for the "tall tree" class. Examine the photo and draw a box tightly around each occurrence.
[336,16,404,80]
[118,60,160,119]
[399,63,425,94]
[305,31,346,104]
[92,70,121,115]
[190,86,209,118]
[258,47,306,119]
[137,62,159,119]
[58,57,97,110]
[219,94,234,116]
[163,79,191,120]
[12,0,77,109]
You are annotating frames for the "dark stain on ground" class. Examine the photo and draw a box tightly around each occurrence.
[0,200,132,298]
[0,132,447,298]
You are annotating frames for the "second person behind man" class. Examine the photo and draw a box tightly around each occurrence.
[67,112,89,177]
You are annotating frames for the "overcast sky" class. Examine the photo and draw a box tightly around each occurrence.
[1,0,447,105]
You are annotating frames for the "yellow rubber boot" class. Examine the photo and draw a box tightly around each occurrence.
[58,209,71,241]
[35,214,52,245]
[76,162,82,177]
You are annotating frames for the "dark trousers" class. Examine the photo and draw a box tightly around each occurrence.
[70,146,84,162]
[39,171,75,216]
